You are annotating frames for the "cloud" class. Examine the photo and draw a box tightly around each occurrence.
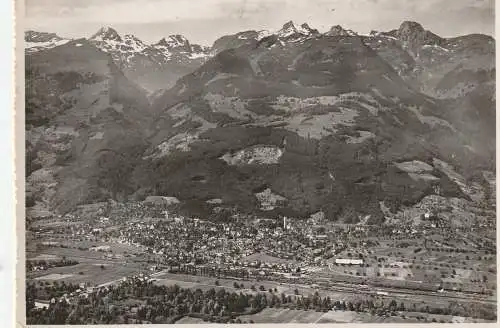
[27,0,276,23]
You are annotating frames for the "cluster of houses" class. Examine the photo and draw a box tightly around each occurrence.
[102,214,370,272]
[34,273,157,310]
[31,198,494,292]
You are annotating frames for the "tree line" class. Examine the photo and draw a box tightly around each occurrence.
[26,275,497,324]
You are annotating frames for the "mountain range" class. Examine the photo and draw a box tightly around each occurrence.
[25,21,496,225]
[26,27,211,93]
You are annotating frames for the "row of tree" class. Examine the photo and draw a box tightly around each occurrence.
[27,259,79,271]
[27,275,497,324]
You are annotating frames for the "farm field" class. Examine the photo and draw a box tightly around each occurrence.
[153,273,373,302]
[153,273,278,293]
[238,308,326,323]
[237,308,342,323]
[238,308,496,324]
[26,242,149,264]
[314,310,426,323]
[320,237,496,293]
[27,261,146,286]
[243,252,297,265]
[58,240,147,254]
[27,249,124,263]
[175,316,206,324]
[153,273,315,297]
[399,311,493,324]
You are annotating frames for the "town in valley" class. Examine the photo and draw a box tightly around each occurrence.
[24,0,496,325]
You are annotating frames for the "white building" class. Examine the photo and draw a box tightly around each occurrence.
[335,258,363,265]
[89,245,111,252]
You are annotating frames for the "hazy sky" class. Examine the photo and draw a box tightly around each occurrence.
[25,0,495,45]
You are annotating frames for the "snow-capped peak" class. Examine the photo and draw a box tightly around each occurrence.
[25,30,64,43]
[154,34,210,61]
[299,23,316,34]
[256,30,272,41]
[326,25,358,37]
[157,35,190,49]
[25,31,71,53]
[123,34,148,52]
[88,28,150,64]
[277,21,318,39]
[90,27,122,42]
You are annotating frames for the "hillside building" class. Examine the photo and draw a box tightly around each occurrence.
[335,258,364,265]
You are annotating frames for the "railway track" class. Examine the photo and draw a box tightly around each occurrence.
[322,283,495,305]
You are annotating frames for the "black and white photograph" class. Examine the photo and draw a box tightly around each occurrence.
[22,0,496,325]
